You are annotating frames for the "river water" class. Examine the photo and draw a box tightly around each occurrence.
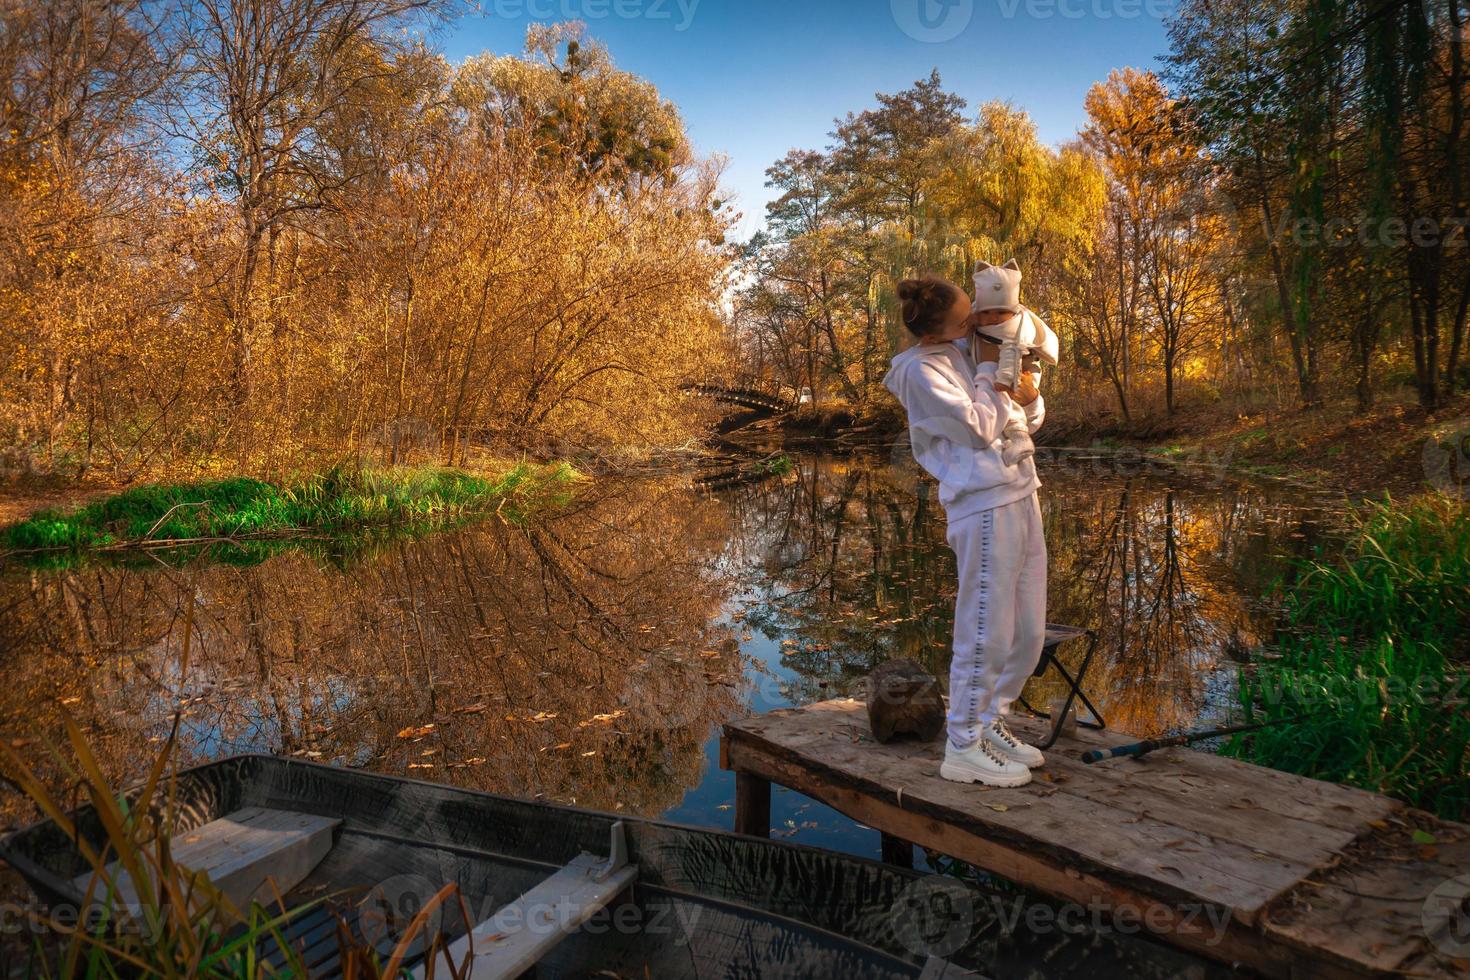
[0,449,1334,965]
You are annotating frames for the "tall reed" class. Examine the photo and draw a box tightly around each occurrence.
[1229,493,1469,820]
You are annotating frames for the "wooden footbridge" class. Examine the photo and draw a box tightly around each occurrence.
[721,699,1470,977]
[682,377,795,414]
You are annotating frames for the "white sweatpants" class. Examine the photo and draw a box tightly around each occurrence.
[945,492,1047,748]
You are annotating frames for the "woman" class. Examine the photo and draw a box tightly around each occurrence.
[882,277,1048,788]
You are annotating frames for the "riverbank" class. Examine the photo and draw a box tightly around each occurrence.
[766,385,1470,499]
[0,462,581,558]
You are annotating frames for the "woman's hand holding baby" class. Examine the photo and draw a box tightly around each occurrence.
[1012,371,1040,406]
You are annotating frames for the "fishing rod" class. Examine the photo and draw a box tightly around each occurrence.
[1081,715,1300,765]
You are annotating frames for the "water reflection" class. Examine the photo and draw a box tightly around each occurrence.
[716,451,1325,739]
[0,478,741,830]
[1,452,1329,848]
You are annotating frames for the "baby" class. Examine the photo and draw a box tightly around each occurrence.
[971,260,1059,467]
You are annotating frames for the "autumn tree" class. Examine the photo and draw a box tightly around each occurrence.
[1082,68,1225,416]
[453,23,690,187]
[0,0,177,472]
[164,0,455,408]
[1,11,735,479]
[739,76,1101,408]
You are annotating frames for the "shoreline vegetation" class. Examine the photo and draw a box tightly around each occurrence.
[0,462,581,562]
[1228,494,1470,822]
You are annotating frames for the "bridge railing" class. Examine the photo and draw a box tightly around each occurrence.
[682,375,797,412]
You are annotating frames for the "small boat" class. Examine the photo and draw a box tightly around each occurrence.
[1,755,1210,979]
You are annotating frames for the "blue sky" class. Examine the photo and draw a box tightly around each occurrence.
[444,0,1176,236]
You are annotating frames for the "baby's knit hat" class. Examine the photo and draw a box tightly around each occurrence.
[973,259,1022,313]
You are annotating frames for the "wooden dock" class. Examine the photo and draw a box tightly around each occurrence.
[721,698,1470,978]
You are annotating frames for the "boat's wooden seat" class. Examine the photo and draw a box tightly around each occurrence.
[415,822,637,980]
[72,806,340,915]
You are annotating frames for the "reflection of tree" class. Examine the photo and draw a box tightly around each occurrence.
[720,458,958,705]
[0,455,1332,836]
[719,455,1320,737]
[0,480,741,831]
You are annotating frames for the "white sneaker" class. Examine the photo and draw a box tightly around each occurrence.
[939,738,1032,788]
[984,718,1045,767]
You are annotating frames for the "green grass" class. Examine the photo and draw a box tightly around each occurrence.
[2,463,582,557]
[1227,493,1470,820]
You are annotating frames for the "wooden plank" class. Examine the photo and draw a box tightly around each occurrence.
[727,706,1316,920]
[413,854,637,980]
[774,699,1394,833]
[1258,813,1470,977]
[1005,713,1397,833]
[806,707,1379,868]
[74,808,339,914]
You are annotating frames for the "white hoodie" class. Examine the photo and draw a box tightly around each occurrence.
[883,339,1045,523]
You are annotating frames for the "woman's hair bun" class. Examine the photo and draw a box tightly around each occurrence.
[897,276,958,338]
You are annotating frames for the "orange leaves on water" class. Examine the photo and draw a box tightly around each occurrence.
[575,709,625,729]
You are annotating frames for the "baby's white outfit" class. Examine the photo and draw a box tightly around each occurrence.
[972,261,1060,467]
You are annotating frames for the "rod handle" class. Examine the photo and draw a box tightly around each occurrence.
[1081,740,1154,764]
